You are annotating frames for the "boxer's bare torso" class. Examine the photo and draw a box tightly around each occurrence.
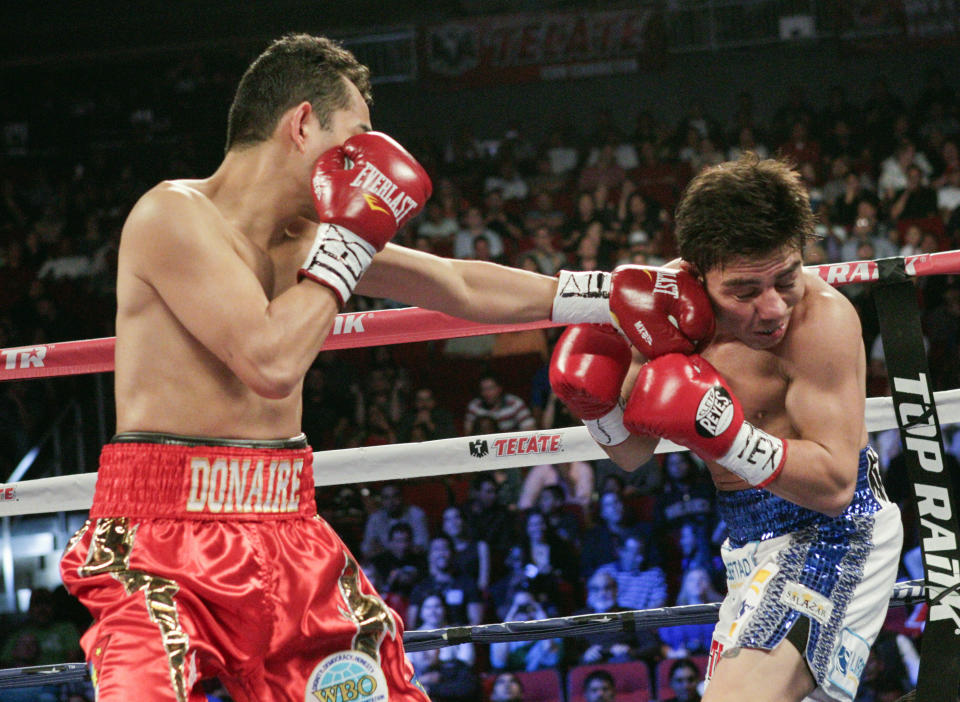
[114,181,313,439]
[618,249,868,515]
[114,184,558,440]
[700,269,868,493]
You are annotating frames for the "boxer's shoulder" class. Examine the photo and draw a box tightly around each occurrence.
[759,275,865,399]
[785,274,861,353]
[136,178,212,211]
[121,179,248,261]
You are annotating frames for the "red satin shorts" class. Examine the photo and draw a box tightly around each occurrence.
[60,435,427,702]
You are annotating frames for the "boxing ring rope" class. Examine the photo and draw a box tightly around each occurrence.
[1,250,958,383]
[3,249,960,518]
[2,390,960,517]
[2,250,960,694]
[0,581,930,690]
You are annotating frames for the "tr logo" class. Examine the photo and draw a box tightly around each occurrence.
[1,346,47,370]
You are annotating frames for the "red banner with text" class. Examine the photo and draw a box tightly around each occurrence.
[420,6,665,88]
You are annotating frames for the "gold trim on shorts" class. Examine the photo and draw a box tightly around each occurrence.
[80,517,191,702]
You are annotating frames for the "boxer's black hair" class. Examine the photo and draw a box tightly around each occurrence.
[225,33,372,153]
[674,153,814,275]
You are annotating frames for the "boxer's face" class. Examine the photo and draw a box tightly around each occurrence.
[306,78,371,168]
[703,245,805,350]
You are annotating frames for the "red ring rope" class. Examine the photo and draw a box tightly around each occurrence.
[2,250,958,381]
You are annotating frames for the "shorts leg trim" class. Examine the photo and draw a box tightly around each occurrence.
[336,551,397,662]
[63,519,90,557]
[82,518,192,702]
[737,513,875,691]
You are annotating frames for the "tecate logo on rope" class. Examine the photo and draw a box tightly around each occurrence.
[1,346,46,370]
[0,485,17,501]
[469,433,563,459]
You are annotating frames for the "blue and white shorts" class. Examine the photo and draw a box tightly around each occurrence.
[709,447,903,701]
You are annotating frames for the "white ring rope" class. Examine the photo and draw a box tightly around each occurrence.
[2,388,958,517]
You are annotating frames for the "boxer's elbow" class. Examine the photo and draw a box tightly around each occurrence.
[233,344,301,399]
[243,365,299,399]
[603,434,657,471]
[818,471,857,518]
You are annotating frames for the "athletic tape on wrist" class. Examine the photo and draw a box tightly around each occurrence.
[717,422,786,487]
[298,223,375,306]
[583,401,630,446]
[552,270,613,324]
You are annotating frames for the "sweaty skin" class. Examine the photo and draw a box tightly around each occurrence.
[611,247,867,518]
[605,246,872,702]
[114,82,558,441]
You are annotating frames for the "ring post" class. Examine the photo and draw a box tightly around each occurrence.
[873,257,960,702]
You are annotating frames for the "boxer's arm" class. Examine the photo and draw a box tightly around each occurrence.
[605,352,660,470]
[549,325,659,471]
[599,434,659,471]
[123,186,340,399]
[357,243,558,321]
[769,293,866,516]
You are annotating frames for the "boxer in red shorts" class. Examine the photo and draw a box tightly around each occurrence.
[59,33,654,702]
[62,436,421,701]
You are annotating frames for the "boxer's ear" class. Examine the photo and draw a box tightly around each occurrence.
[286,101,313,151]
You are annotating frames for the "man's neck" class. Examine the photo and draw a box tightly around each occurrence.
[203,146,306,249]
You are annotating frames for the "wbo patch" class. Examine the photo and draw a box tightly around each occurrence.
[827,628,870,700]
[306,650,389,702]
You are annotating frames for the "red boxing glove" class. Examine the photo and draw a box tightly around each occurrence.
[623,354,786,487]
[549,324,632,446]
[610,266,714,358]
[551,265,714,359]
[300,132,432,306]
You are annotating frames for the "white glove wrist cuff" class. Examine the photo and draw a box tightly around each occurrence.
[583,401,630,446]
[717,422,787,487]
[552,270,613,324]
[299,224,376,307]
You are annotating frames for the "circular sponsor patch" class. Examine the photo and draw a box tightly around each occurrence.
[305,650,389,702]
[695,386,734,438]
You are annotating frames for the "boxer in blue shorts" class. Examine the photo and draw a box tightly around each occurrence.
[549,155,902,702]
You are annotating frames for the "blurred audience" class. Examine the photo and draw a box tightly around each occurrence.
[489,590,564,672]
[2,39,958,702]
[565,571,662,669]
[361,482,430,559]
[591,529,668,611]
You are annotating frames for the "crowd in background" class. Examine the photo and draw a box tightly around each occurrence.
[2,46,959,701]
